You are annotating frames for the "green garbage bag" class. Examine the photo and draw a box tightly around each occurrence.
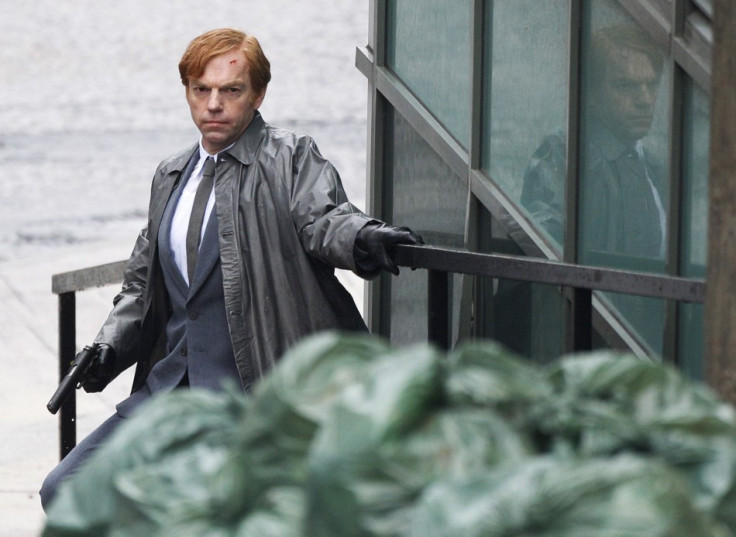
[159,486,305,537]
[42,388,247,537]
[305,342,536,537]
[537,352,736,528]
[42,333,394,537]
[208,332,392,519]
[409,454,735,537]
[307,407,533,537]
[42,335,736,537]
[305,341,444,537]
[445,340,552,408]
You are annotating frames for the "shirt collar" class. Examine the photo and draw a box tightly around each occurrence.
[197,141,233,163]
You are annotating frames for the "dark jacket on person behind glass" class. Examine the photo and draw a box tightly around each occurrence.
[95,112,377,394]
[520,125,665,259]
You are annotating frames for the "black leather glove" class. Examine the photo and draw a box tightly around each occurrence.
[81,343,116,393]
[354,223,424,275]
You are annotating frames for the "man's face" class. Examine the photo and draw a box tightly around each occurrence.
[592,48,660,145]
[186,49,265,154]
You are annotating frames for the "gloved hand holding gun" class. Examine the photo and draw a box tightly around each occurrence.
[46,343,116,414]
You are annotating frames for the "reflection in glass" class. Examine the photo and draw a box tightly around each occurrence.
[475,205,565,362]
[480,0,568,362]
[485,0,568,253]
[579,3,671,355]
[679,78,709,380]
[385,0,472,148]
[580,23,668,261]
[386,108,466,345]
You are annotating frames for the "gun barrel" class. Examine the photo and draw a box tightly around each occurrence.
[46,346,97,415]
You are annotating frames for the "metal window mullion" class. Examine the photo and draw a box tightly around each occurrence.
[377,102,394,339]
[368,0,377,53]
[374,0,387,67]
[663,40,687,364]
[469,0,484,172]
[460,0,486,342]
[672,0,712,92]
[674,0,689,35]
[617,0,671,46]
[565,0,582,266]
[363,0,388,335]
[564,0,585,353]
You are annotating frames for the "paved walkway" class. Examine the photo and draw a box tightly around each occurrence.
[0,232,363,536]
[0,233,137,536]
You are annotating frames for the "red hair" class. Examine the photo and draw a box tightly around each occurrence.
[178,28,271,95]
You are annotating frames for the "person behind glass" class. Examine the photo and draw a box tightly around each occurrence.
[521,24,666,260]
[40,27,422,510]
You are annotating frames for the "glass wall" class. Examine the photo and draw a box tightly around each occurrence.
[385,0,473,148]
[475,204,566,361]
[385,107,467,345]
[579,1,671,355]
[483,0,569,255]
[478,0,568,360]
[367,0,711,372]
[678,78,710,379]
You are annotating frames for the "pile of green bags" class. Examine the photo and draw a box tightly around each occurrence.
[43,332,736,536]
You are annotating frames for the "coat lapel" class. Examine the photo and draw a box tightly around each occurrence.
[148,146,199,254]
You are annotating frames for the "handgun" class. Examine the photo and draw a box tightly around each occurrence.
[47,345,98,415]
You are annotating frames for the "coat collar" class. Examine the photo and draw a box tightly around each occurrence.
[223,111,267,165]
[165,143,199,174]
[160,111,267,175]
[587,122,630,162]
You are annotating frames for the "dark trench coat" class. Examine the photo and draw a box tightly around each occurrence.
[95,112,375,394]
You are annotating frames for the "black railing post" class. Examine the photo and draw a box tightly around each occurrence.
[428,269,450,350]
[570,287,592,352]
[58,291,77,460]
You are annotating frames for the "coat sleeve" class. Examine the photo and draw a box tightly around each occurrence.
[520,132,567,246]
[93,224,150,377]
[289,137,376,273]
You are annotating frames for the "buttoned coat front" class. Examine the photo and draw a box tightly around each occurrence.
[95,112,373,394]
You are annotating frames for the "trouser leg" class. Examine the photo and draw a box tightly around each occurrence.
[39,411,125,512]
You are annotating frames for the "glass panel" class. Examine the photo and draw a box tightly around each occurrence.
[485,0,569,255]
[385,0,472,148]
[475,205,565,362]
[386,108,467,345]
[579,1,672,355]
[678,78,709,380]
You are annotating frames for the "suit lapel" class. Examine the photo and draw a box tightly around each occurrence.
[158,173,190,296]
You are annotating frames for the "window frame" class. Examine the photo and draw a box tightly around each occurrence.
[358,0,712,364]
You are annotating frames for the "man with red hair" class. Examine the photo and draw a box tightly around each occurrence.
[40,28,421,509]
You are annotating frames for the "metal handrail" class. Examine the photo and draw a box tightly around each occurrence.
[51,245,705,458]
[394,245,705,303]
[51,260,127,460]
[393,244,705,352]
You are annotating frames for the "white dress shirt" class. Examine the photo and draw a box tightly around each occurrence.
[169,143,219,284]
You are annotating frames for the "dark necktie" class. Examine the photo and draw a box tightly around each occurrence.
[186,157,215,284]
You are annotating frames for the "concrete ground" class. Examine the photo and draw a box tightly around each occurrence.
[0,230,363,536]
